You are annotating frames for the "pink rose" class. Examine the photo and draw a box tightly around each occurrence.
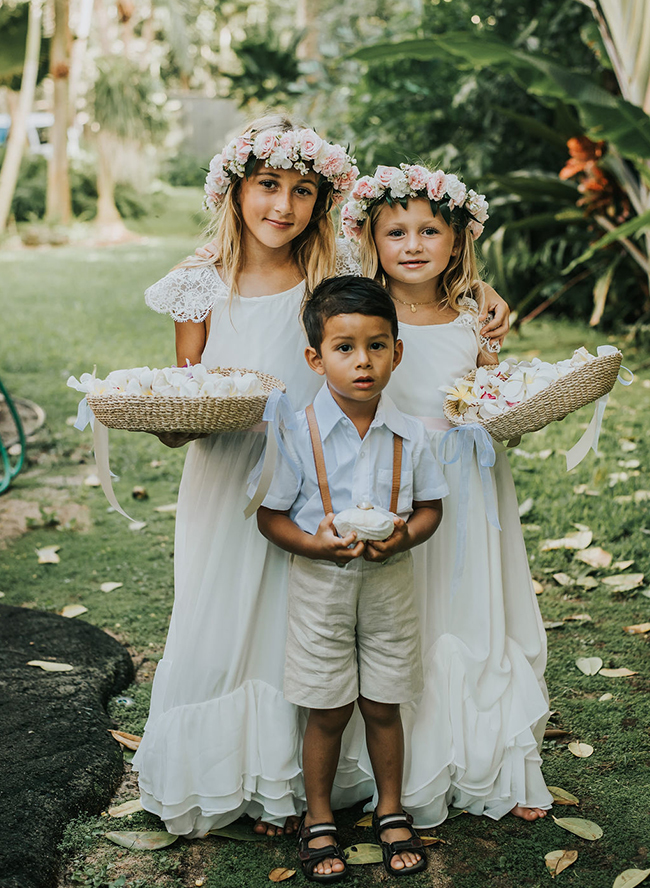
[298,128,324,160]
[426,170,446,201]
[444,173,467,208]
[253,131,277,159]
[341,205,363,240]
[332,165,359,195]
[375,165,399,187]
[316,144,348,177]
[405,165,429,192]
[279,131,297,160]
[351,175,379,201]
[235,136,252,165]
[468,220,484,240]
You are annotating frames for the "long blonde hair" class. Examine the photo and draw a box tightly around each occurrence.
[178,113,337,295]
[357,198,486,315]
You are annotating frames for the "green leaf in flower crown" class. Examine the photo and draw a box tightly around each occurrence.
[244,154,257,179]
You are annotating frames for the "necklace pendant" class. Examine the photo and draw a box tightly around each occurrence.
[410,303,417,313]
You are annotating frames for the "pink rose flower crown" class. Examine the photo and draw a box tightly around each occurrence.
[341,164,489,242]
[203,126,359,211]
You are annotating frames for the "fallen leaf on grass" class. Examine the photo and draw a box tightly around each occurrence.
[623,622,650,635]
[545,849,578,877]
[618,459,640,469]
[599,693,613,701]
[553,573,574,587]
[552,816,603,840]
[84,474,101,487]
[576,576,599,589]
[36,546,60,564]
[532,580,544,595]
[27,660,73,672]
[564,614,592,622]
[354,813,373,828]
[575,547,612,569]
[544,621,565,630]
[599,667,638,678]
[446,808,467,819]
[104,830,178,850]
[542,529,593,551]
[108,730,142,750]
[613,868,650,888]
[108,799,144,818]
[129,521,147,532]
[59,604,88,618]
[344,844,383,865]
[602,574,644,592]
[576,657,603,675]
[619,439,637,452]
[568,741,593,758]
[612,560,635,571]
[418,835,446,846]
[519,497,534,517]
[545,728,571,739]
[547,787,579,806]
[209,824,267,842]
[268,867,296,882]
[154,503,178,513]
[101,582,123,593]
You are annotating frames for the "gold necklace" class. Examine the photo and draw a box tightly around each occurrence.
[391,293,438,313]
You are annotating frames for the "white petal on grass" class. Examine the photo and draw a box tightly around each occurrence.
[84,474,101,487]
[553,573,574,586]
[568,741,594,758]
[612,560,635,571]
[27,660,73,672]
[518,497,534,517]
[602,574,644,592]
[619,439,638,452]
[542,530,593,551]
[154,503,178,513]
[59,604,88,618]
[129,521,147,532]
[575,547,612,568]
[36,546,60,564]
[599,667,638,678]
[617,459,640,469]
[100,582,123,593]
[599,693,613,701]
[576,657,603,675]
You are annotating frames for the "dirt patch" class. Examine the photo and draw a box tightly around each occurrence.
[0,490,91,547]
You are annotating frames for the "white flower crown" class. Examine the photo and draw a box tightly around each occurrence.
[203,127,359,212]
[341,164,489,242]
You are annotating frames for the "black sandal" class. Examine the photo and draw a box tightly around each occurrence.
[372,809,427,877]
[297,818,348,883]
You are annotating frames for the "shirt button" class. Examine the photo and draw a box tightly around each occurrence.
[360,451,366,459]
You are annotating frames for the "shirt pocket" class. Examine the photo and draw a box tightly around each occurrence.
[377,468,413,516]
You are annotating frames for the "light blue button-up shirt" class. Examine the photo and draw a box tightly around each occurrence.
[251,383,449,535]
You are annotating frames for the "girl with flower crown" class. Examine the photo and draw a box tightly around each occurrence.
[133,116,510,840]
[335,164,553,826]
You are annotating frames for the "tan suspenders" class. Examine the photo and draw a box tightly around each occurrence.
[305,404,403,516]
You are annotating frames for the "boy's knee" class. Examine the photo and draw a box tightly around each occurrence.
[358,696,401,728]
[309,701,355,735]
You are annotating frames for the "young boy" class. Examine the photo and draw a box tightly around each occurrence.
[255,275,448,882]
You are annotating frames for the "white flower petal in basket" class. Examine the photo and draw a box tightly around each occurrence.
[333,504,395,541]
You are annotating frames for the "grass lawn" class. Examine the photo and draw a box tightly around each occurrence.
[1,189,649,888]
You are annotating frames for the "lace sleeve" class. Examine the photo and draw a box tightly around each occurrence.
[144,265,225,323]
[457,295,501,353]
[334,238,362,276]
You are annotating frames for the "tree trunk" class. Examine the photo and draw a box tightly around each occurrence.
[95,130,129,239]
[0,0,44,235]
[296,0,319,62]
[46,0,72,225]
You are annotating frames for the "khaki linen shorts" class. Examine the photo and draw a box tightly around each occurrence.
[283,551,423,709]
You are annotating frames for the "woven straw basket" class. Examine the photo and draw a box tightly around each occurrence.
[443,351,622,443]
[86,368,286,434]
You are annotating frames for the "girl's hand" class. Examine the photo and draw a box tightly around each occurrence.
[478,282,510,343]
[195,240,218,261]
[311,513,365,564]
[363,517,410,562]
[152,431,210,449]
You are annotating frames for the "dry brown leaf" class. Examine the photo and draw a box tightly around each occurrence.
[101,582,123,593]
[545,849,578,877]
[568,741,593,758]
[59,604,88,618]
[27,660,73,672]
[108,729,142,750]
[576,576,599,588]
[532,579,544,595]
[602,573,644,592]
[613,868,650,888]
[576,657,603,675]
[574,547,612,569]
[544,728,571,739]
[599,667,637,678]
[354,813,373,828]
[553,573,574,587]
[547,787,579,806]
[268,867,296,882]
[542,529,593,552]
[108,798,144,818]
[36,546,60,564]
[623,622,650,635]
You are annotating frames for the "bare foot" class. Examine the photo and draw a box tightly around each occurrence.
[511,805,548,821]
[252,815,302,837]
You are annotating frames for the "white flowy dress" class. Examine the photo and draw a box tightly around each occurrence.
[334,300,553,825]
[132,257,372,837]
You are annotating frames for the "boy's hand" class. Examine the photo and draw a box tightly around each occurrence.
[310,513,365,564]
[363,516,410,562]
[152,431,210,449]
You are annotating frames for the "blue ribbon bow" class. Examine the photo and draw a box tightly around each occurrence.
[439,423,501,597]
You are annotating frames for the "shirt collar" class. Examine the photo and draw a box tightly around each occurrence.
[312,383,411,441]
